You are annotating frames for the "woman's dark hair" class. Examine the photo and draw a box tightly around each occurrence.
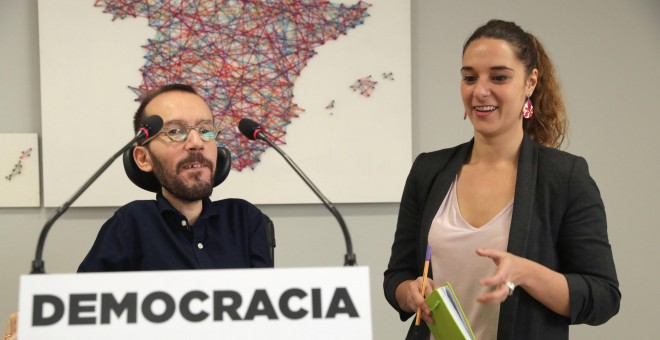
[132,83,198,134]
[463,19,567,148]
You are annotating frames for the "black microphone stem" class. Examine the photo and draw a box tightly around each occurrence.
[260,138,357,266]
[31,136,142,274]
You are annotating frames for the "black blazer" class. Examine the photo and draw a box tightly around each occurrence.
[384,135,620,340]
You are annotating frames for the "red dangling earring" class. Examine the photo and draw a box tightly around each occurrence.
[522,96,534,119]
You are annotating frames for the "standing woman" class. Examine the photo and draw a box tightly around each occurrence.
[384,19,620,339]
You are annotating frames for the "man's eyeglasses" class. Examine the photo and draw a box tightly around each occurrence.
[142,121,219,145]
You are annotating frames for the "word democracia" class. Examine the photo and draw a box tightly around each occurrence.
[32,287,359,326]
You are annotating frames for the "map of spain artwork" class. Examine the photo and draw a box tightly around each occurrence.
[96,0,372,171]
[39,0,411,206]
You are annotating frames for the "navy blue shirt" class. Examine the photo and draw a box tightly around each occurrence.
[78,193,273,272]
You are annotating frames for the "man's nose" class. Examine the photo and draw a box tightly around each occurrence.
[184,129,205,149]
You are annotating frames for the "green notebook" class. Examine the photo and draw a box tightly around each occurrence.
[424,281,475,340]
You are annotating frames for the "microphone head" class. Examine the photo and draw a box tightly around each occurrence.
[138,115,164,140]
[238,118,262,140]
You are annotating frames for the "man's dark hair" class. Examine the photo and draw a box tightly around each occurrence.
[133,83,198,134]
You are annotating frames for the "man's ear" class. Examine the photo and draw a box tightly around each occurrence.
[133,146,154,172]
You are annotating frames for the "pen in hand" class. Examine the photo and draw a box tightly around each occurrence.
[416,244,432,326]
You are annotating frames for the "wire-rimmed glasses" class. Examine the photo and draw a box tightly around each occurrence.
[142,120,219,145]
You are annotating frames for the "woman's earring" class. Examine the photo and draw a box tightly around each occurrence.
[522,96,534,119]
[464,111,467,120]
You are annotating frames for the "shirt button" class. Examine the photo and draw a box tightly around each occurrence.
[197,243,204,249]
[181,220,187,227]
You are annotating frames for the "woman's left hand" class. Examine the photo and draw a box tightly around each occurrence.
[475,248,527,304]
[3,312,17,340]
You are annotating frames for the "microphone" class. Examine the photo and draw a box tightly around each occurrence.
[238,118,265,141]
[30,115,163,274]
[238,118,357,266]
[135,115,163,140]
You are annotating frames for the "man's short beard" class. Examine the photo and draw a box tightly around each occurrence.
[148,149,214,202]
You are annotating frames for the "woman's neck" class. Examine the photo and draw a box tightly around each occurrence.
[470,129,523,165]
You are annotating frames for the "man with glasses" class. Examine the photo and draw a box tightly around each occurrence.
[77,84,273,271]
[3,84,273,339]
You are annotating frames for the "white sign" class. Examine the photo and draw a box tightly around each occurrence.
[19,267,372,339]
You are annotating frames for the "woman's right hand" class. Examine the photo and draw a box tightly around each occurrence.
[395,277,437,324]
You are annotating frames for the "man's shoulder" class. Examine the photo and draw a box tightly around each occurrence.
[206,198,265,227]
[119,199,158,209]
[114,199,159,216]
[210,197,253,206]
[208,198,261,214]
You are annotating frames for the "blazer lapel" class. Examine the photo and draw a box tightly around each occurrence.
[418,140,474,260]
[498,134,539,339]
[508,134,538,256]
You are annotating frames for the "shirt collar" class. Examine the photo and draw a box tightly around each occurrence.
[155,192,218,222]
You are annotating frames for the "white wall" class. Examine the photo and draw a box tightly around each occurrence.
[1,0,659,339]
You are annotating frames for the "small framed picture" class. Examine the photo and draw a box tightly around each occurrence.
[0,133,40,207]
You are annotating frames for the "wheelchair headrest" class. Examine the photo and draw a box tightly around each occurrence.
[122,146,232,193]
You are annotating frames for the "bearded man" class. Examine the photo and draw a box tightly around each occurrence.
[78,84,273,271]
